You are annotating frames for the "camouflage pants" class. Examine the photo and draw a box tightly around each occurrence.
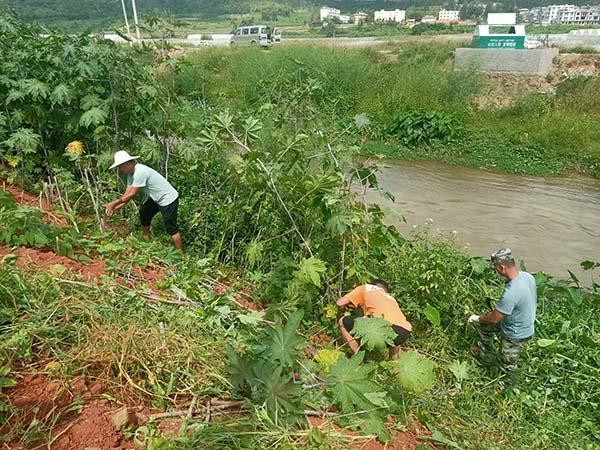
[476,322,528,382]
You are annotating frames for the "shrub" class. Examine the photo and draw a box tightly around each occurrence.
[385,110,462,146]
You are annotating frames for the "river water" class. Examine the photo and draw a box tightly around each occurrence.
[365,160,600,280]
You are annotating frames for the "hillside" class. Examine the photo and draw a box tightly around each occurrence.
[6,0,600,29]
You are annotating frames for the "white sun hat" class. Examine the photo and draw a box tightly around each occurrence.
[109,150,139,170]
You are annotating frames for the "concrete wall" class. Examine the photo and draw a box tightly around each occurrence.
[527,32,600,52]
[454,48,559,74]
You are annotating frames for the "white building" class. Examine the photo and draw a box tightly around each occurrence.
[421,15,437,23]
[559,5,600,25]
[374,9,406,23]
[354,12,368,25]
[438,9,460,22]
[547,4,575,24]
[339,15,351,24]
[522,4,599,25]
[320,7,340,21]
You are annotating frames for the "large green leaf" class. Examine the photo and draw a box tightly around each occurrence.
[351,317,397,351]
[326,352,383,413]
[5,90,24,104]
[22,79,49,100]
[251,362,301,420]
[79,107,108,128]
[384,350,436,394]
[295,256,327,288]
[80,93,103,111]
[50,84,73,106]
[423,304,441,326]
[225,346,252,395]
[325,212,353,236]
[2,128,40,154]
[260,310,305,367]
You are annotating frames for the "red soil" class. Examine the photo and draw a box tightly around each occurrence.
[212,282,263,311]
[3,374,139,450]
[0,246,107,281]
[0,245,166,292]
[1,183,68,226]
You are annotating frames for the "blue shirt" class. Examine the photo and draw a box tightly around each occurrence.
[496,271,537,339]
[127,164,178,207]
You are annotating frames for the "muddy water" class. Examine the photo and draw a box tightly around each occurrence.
[365,160,600,279]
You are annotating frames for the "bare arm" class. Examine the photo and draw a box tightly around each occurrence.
[336,296,352,308]
[479,309,505,324]
[105,186,141,215]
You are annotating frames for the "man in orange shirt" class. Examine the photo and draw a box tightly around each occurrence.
[336,279,412,359]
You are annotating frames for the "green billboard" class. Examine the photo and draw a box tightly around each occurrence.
[472,35,525,49]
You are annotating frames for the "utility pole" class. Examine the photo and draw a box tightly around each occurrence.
[120,0,131,37]
[131,0,141,41]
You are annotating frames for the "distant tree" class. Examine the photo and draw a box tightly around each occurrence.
[460,3,485,20]
[321,21,337,37]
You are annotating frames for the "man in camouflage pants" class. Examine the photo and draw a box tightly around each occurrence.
[468,248,537,385]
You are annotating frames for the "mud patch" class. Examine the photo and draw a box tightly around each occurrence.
[1,182,68,226]
[0,245,167,293]
[0,246,108,281]
[52,400,136,450]
[3,374,138,450]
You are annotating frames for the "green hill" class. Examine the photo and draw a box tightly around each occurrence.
[5,0,600,30]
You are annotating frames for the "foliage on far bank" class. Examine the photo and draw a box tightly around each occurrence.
[176,42,600,178]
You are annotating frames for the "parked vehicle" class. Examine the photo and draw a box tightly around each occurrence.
[230,25,272,47]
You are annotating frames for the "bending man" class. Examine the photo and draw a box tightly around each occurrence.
[468,248,537,385]
[105,151,183,250]
[337,280,412,359]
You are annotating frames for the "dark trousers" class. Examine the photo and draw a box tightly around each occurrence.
[139,197,179,236]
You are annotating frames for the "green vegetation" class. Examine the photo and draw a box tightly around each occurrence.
[0,12,599,450]
[176,42,600,177]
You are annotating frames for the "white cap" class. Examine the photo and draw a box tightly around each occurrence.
[109,150,139,170]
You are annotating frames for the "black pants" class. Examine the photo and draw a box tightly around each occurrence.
[343,313,411,346]
[139,197,179,236]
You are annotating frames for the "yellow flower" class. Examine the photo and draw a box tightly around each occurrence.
[7,156,20,168]
[315,348,343,374]
[324,304,338,319]
[65,140,85,156]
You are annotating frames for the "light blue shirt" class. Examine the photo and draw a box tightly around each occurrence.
[496,271,537,339]
[127,163,178,207]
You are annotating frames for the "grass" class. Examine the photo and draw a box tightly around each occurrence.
[0,257,230,407]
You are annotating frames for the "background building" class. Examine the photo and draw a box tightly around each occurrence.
[354,11,368,25]
[439,9,460,22]
[559,5,600,25]
[320,7,340,22]
[520,4,599,25]
[374,9,406,23]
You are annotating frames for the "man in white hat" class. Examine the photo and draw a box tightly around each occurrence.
[105,151,183,250]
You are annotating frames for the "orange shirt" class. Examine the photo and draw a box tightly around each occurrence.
[344,284,412,331]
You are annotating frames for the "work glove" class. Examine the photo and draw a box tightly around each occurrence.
[468,314,480,324]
